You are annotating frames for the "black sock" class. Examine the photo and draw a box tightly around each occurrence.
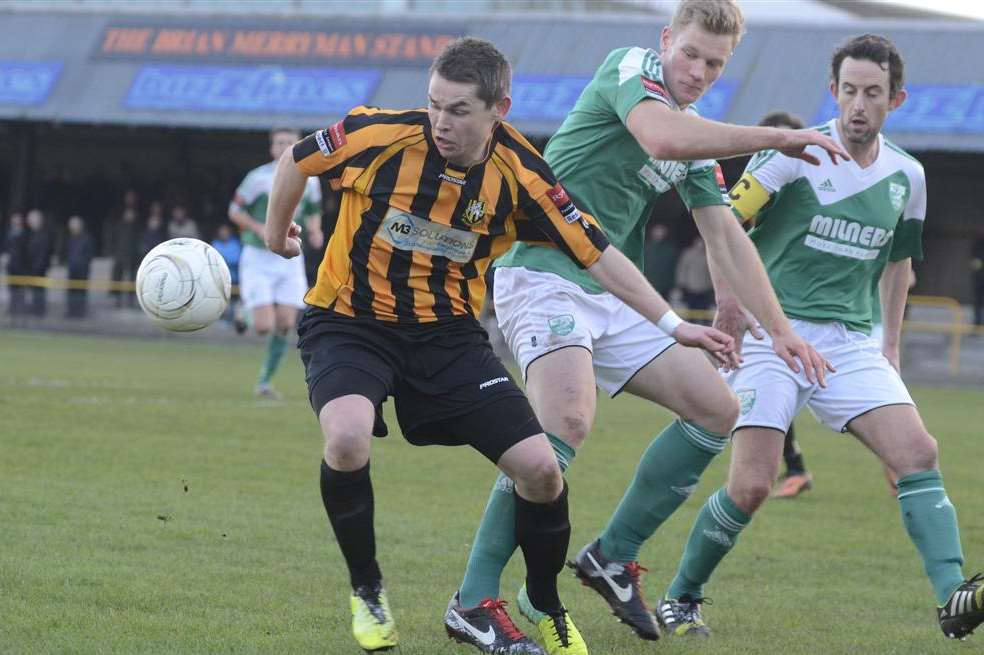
[320,460,381,589]
[514,481,570,614]
[783,425,806,475]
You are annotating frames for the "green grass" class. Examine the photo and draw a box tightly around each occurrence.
[1,330,982,654]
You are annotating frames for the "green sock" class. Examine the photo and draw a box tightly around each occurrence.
[666,487,750,601]
[599,419,728,563]
[897,470,965,604]
[257,333,288,385]
[458,433,575,608]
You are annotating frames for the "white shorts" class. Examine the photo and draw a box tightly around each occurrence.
[239,244,308,310]
[493,267,676,396]
[728,319,913,434]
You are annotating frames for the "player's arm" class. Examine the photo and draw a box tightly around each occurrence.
[625,99,848,165]
[879,257,911,372]
[585,245,737,366]
[228,204,265,240]
[518,176,737,366]
[265,148,306,259]
[696,202,831,386]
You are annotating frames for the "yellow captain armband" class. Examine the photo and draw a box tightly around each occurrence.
[728,173,770,224]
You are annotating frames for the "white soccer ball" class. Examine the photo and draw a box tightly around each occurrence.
[136,238,231,332]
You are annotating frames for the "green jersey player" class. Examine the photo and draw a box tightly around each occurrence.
[451,0,850,646]
[658,34,984,641]
[229,127,323,398]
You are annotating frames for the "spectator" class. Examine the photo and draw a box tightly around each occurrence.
[643,222,679,298]
[973,231,984,327]
[3,212,28,316]
[212,223,243,324]
[108,205,141,308]
[25,209,53,317]
[63,215,94,319]
[167,205,200,240]
[140,203,167,257]
[675,234,714,322]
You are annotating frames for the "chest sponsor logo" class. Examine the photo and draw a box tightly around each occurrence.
[637,157,688,193]
[315,120,346,157]
[804,214,893,261]
[548,314,576,336]
[461,199,486,226]
[377,207,478,263]
[547,183,584,224]
[889,182,907,212]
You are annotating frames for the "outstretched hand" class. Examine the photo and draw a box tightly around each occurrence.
[771,329,835,387]
[673,321,740,370]
[779,129,851,166]
[713,302,764,372]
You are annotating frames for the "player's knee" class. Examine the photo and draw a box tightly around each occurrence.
[320,418,372,469]
[543,412,591,449]
[729,478,771,514]
[900,431,939,473]
[709,396,740,436]
[255,324,271,337]
[513,455,563,502]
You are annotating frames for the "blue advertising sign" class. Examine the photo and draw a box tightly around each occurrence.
[694,79,738,121]
[0,61,62,106]
[509,75,738,123]
[510,75,591,122]
[124,65,380,114]
[814,84,984,133]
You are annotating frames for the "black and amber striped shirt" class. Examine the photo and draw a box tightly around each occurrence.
[294,106,610,323]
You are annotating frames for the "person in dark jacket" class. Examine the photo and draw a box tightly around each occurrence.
[64,215,95,318]
[107,190,142,308]
[140,205,168,259]
[25,209,52,317]
[3,212,27,316]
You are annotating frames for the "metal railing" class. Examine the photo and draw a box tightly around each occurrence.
[2,275,981,373]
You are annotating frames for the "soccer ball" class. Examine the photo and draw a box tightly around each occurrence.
[136,238,231,332]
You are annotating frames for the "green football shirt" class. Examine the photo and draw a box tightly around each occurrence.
[231,161,322,249]
[737,120,926,333]
[495,46,728,293]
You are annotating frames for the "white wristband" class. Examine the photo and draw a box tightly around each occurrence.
[656,309,684,336]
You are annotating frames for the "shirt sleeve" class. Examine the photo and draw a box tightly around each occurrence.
[516,178,610,269]
[230,170,263,212]
[292,116,354,180]
[676,160,730,210]
[889,167,927,261]
[729,150,800,221]
[596,47,675,125]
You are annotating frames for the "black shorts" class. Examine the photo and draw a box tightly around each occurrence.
[297,307,543,463]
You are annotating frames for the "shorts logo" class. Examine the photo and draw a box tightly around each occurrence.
[315,120,347,157]
[461,199,486,226]
[737,388,756,416]
[479,376,509,390]
[546,183,583,224]
[548,314,575,336]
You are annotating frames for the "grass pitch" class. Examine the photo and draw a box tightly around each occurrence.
[2,330,982,654]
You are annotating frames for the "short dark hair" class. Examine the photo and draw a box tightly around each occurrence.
[758,111,804,130]
[269,126,299,141]
[831,34,904,98]
[429,37,511,108]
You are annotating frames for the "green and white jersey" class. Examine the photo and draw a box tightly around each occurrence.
[494,46,729,293]
[738,119,925,333]
[231,161,322,249]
